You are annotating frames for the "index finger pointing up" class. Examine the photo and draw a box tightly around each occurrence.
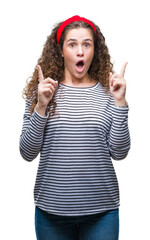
[120,62,128,77]
[37,65,44,82]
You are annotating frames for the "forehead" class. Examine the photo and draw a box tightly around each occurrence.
[64,28,93,41]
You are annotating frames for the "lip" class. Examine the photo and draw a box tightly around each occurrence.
[75,59,85,73]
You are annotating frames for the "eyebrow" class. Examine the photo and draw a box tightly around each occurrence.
[67,38,93,43]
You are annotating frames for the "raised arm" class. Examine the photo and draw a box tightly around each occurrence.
[19,66,58,161]
[108,62,130,160]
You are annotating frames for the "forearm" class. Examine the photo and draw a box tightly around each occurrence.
[108,105,131,160]
[19,107,48,161]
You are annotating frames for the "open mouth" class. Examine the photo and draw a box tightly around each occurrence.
[76,60,85,72]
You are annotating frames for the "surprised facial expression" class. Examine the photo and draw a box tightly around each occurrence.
[62,28,94,80]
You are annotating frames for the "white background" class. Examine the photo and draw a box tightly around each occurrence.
[0,0,150,239]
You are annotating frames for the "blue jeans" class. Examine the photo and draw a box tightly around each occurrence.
[35,207,119,240]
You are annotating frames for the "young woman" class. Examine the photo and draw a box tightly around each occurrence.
[20,15,130,240]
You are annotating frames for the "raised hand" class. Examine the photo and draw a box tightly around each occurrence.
[109,62,128,106]
[36,65,58,116]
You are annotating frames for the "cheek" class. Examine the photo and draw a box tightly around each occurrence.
[63,50,74,63]
[87,51,94,65]
[63,55,75,70]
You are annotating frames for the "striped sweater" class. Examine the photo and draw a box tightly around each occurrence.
[19,81,130,216]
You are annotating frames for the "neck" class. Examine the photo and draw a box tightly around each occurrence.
[62,72,96,88]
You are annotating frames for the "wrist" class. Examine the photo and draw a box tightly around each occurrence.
[114,98,127,107]
[35,103,47,116]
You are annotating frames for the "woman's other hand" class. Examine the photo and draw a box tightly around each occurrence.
[109,62,128,106]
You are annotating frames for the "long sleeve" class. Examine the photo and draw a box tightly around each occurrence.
[108,105,131,160]
[19,101,48,161]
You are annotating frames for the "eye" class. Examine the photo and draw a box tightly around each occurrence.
[69,43,76,48]
[84,43,90,47]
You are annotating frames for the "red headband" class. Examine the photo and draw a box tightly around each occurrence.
[56,15,97,44]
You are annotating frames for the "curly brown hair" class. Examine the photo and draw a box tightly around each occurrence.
[23,18,114,116]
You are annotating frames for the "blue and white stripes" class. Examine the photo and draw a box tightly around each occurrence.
[20,82,130,216]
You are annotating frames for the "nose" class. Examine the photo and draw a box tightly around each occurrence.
[77,45,84,56]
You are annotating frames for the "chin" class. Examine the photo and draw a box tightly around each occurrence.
[74,72,87,80]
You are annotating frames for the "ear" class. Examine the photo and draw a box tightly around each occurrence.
[60,48,64,58]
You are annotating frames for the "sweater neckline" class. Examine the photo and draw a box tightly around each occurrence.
[59,81,100,90]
